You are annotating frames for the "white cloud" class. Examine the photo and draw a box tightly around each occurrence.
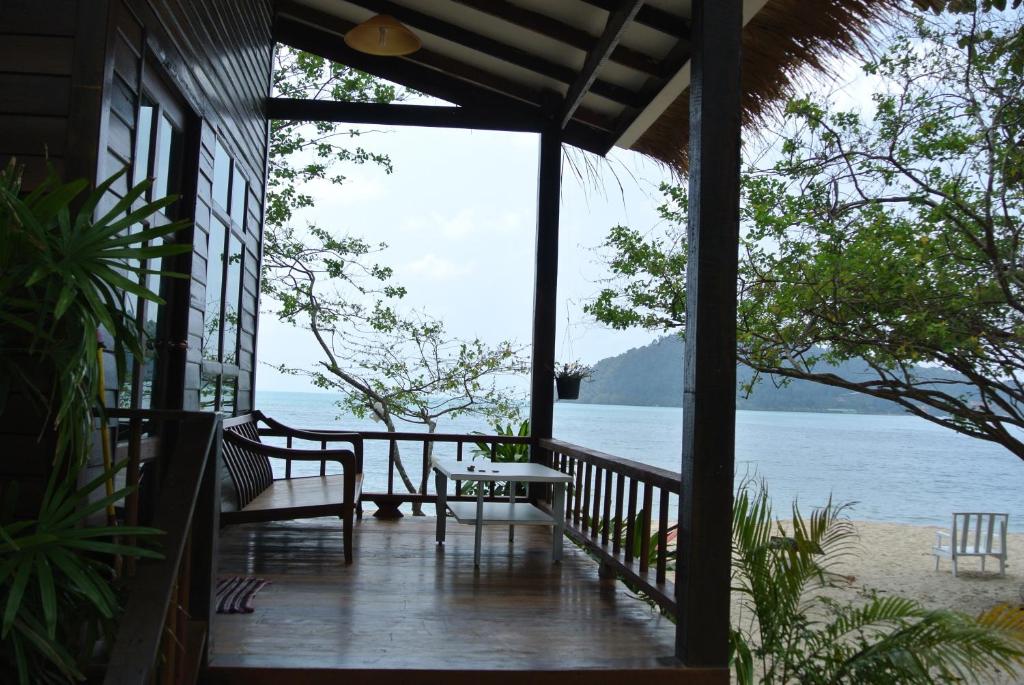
[405,253,474,281]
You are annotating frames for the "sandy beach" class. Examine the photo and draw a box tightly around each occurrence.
[822,520,1024,617]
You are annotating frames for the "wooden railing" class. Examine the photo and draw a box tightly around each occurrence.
[541,438,680,616]
[103,410,221,685]
[259,424,682,614]
[258,427,533,509]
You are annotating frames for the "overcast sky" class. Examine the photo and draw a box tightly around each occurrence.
[255,123,681,392]
[254,50,877,395]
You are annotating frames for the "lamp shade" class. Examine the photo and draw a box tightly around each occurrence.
[345,14,421,56]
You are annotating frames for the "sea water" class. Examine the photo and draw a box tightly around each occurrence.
[256,390,1024,531]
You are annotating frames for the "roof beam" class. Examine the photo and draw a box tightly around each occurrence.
[267,98,546,132]
[579,0,690,41]
[334,0,644,108]
[450,0,660,76]
[560,0,645,129]
[276,3,618,134]
[273,16,611,155]
[610,37,692,147]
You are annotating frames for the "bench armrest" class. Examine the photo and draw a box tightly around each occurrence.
[259,416,363,472]
[225,430,356,473]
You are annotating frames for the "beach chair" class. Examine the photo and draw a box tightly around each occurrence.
[933,513,1008,577]
[220,412,363,563]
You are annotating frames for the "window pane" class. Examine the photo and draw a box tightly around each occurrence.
[230,167,246,228]
[153,115,174,199]
[133,103,155,186]
[222,233,243,365]
[221,376,237,415]
[200,374,219,411]
[213,141,230,209]
[140,235,164,409]
[203,218,227,363]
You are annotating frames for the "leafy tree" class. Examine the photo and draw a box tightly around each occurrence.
[267,48,400,233]
[587,8,1024,460]
[263,225,526,512]
[729,481,1024,684]
[265,50,527,512]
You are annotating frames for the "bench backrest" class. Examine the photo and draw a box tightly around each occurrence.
[223,412,274,510]
[952,513,1008,555]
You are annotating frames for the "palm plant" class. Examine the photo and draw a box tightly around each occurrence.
[0,161,190,683]
[467,418,530,497]
[730,481,1024,684]
[0,160,190,464]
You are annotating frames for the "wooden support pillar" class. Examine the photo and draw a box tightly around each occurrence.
[675,0,742,669]
[529,124,562,477]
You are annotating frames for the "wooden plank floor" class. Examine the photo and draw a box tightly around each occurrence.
[209,516,686,677]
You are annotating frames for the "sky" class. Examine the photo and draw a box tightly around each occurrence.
[255,122,679,392]
[254,49,880,395]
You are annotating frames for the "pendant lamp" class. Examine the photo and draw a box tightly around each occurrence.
[345,14,421,56]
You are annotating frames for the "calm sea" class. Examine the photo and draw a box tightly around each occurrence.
[256,390,1024,531]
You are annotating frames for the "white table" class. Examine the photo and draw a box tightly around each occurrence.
[432,459,572,567]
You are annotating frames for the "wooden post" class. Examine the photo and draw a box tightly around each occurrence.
[528,124,561,488]
[189,417,221,664]
[675,0,742,669]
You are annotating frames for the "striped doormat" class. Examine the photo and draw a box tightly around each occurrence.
[216,576,270,614]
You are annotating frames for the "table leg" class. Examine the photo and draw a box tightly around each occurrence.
[552,482,566,563]
[508,481,515,543]
[435,468,447,544]
[474,483,484,567]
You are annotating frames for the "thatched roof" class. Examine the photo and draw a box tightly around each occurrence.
[277,0,903,168]
[631,0,903,171]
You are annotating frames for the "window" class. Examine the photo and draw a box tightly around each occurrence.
[120,87,184,411]
[201,139,248,413]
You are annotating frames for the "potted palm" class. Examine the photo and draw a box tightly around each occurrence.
[0,160,191,683]
[555,361,591,400]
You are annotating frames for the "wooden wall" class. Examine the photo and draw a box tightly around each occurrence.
[0,0,107,186]
[0,0,272,413]
[109,0,273,413]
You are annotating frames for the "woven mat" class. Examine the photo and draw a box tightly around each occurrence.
[216,576,270,614]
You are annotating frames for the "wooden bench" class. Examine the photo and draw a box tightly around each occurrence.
[221,412,363,563]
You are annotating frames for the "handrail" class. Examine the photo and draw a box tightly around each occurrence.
[104,411,221,685]
[540,437,680,618]
[258,425,533,504]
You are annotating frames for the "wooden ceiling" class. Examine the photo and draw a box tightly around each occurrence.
[273,0,769,156]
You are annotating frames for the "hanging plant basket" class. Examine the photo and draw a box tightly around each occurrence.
[556,376,581,400]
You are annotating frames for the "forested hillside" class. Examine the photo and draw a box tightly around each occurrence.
[575,337,964,414]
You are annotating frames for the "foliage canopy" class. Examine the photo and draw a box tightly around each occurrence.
[588,9,1024,459]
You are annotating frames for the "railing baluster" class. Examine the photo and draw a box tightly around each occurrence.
[573,457,585,524]
[285,435,292,479]
[601,469,613,546]
[657,487,670,584]
[320,440,326,477]
[613,472,625,555]
[422,441,430,498]
[455,442,463,496]
[590,467,602,538]
[565,456,574,521]
[581,462,592,529]
[639,482,653,574]
[624,478,638,564]
[489,442,497,497]
[388,439,396,494]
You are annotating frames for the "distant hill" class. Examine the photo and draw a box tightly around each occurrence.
[576,336,963,414]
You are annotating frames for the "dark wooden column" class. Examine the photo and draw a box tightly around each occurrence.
[529,124,562,474]
[675,0,742,669]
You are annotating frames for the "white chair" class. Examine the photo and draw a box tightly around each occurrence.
[933,513,1008,577]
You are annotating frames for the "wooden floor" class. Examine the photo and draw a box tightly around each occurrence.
[208,515,701,682]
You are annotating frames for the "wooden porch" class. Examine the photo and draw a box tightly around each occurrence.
[207,516,697,683]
